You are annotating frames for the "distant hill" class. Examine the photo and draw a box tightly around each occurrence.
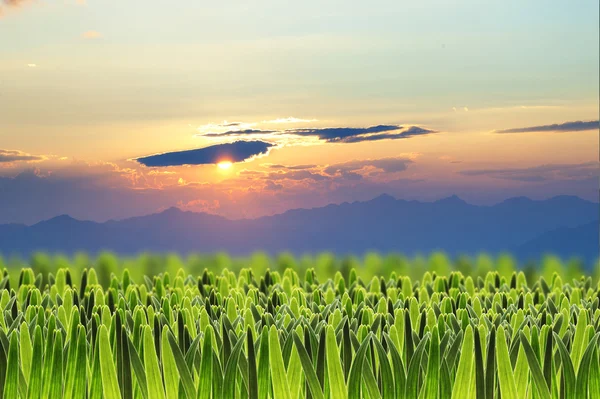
[0,194,597,262]
[516,220,599,262]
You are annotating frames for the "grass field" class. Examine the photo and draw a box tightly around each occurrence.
[0,252,599,398]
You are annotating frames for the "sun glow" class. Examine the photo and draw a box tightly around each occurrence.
[217,161,233,169]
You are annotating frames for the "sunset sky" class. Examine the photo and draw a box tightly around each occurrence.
[1,0,598,224]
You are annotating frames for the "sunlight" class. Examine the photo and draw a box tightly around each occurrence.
[217,161,233,170]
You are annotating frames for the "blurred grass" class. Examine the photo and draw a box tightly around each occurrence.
[0,251,597,289]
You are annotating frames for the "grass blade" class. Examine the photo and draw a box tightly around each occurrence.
[19,322,33,385]
[269,325,291,399]
[292,331,324,399]
[143,326,165,399]
[424,326,440,399]
[26,326,43,399]
[126,333,149,399]
[167,330,197,399]
[373,336,395,399]
[384,333,406,399]
[325,325,346,398]
[257,327,270,399]
[198,326,214,399]
[99,325,122,399]
[519,331,550,399]
[575,333,599,399]
[496,326,518,399]
[348,335,371,399]
[3,332,19,399]
[161,326,179,399]
[222,332,245,399]
[71,326,89,399]
[553,332,575,399]
[48,330,64,399]
[452,325,474,399]
[405,333,430,399]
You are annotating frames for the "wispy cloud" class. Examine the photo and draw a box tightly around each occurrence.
[2,0,28,6]
[196,121,258,135]
[325,157,414,176]
[265,164,317,170]
[82,30,101,39]
[495,120,599,134]
[199,123,437,144]
[460,162,598,182]
[283,125,400,142]
[136,141,275,167]
[261,117,318,124]
[203,129,274,137]
[0,149,44,164]
[335,126,436,143]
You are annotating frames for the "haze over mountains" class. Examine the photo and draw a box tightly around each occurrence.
[0,194,597,263]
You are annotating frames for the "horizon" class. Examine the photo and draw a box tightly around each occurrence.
[1,1,599,225]
[6,192,598,227]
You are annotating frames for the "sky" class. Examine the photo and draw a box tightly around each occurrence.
[0,0,598,224]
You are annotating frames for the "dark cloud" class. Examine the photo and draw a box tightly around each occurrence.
[197,124,437,144]
[460,162,598,182]
[338,126,437,143]
[0,149,43,163]
[203,129,274,137]
[286,124,401,141]
[495,120,599,134]
[136,141,274,167]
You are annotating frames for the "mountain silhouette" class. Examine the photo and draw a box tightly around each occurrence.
[0,195,597,262]
[516,220,599,262]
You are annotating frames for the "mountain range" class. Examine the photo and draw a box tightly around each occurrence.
[0,194,597,263]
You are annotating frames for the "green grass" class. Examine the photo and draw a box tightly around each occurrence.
[0,252,598,398]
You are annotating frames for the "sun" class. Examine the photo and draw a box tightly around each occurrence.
[217,161,233,170]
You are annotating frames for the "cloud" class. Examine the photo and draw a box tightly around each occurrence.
[325,157,414,177]
[196,121,257,134]
[1,155,597,225]
[460,162,598,182]
[0,0,32,15]
[176,199,220,212]
[495,120,599,134]
[0,149,44,163]
[203,129,274,137]
[336,126,436,143]
[261,117,318,124]
[198,124,437,144]
[82,30,101,39]
[285,124,401,141]
[136,141,275,167]
[265,164,317,170]
[264,181,283,191]
[268,170,329,182]
[2,0,27,6]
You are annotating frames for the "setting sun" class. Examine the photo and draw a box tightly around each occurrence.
[217,161,232,170]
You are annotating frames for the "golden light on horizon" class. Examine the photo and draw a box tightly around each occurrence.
[217,161,233,170]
